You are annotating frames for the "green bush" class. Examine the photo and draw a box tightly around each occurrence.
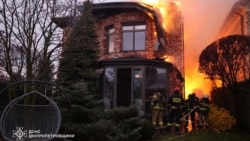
[103,106,139,122]
[107,117,141,141]
[208,103,236,131]
[136,119,155,141]
[68,106,155,141]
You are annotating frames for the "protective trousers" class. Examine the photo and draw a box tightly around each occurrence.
[185,110,196,129]
[167,109,182,132]
[199,110,209,129]
[152,109,163,127]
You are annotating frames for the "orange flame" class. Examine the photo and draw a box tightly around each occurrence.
[140,0,211,98]
[141,0,181,32]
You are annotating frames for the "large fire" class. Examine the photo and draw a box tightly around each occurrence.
[141,0,180,32]
[141,0,211,98]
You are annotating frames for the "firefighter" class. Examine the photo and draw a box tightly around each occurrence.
[151,90,165,128]
[166,87,185,134]
[184,93,200,131]
[199,94,211,130]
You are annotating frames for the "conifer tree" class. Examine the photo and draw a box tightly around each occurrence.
[55,1,102,140]
[57,0,100,94]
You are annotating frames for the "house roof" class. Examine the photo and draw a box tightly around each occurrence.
[99,56,184,82]
[216,0,248,38]
[86,2,155,18]
[99,56,173,68]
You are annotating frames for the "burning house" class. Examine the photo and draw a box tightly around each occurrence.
[53,1,184,117]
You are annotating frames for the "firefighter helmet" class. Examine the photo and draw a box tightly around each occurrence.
[203,94,209,98]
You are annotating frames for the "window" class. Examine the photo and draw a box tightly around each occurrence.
[106,26,115,53]
[122,24,146,51]
[132,68,144,116]
[103,67,115,109]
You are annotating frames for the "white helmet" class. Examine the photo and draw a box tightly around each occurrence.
[203,94,209,98]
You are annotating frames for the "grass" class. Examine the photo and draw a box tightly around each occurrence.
[153,131,250,141]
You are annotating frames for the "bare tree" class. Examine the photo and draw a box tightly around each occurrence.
[199,35,250,88]
[0,0,75,84]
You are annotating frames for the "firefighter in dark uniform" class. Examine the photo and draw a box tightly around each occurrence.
[151,90,165,128]
[199,94,211,130]
[184,93,200,131]
[166,87,185,134]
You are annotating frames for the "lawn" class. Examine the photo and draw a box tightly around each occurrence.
[153,131,250,141]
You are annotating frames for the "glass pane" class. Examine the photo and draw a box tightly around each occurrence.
[145,67,167,99]
[123,25,133,30]
[123,32,133,51]
[155,41,159,51]
[133,69,142,99]
[109,28,114,33]
[108,34,114,53]
[135,31,145,50]
[145,101,152,115]
[133,99,144,116]
[132,68,143,116]
[104,67,115,109]
[145,67,167,114]
[135,25,146,30]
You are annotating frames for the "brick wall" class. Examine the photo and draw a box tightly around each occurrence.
[95,11,158,60]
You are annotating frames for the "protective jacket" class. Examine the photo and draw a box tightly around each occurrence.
[185,94,199,111]
[199,97,210,112]
[151,92,164,110]
[168,92,184,110]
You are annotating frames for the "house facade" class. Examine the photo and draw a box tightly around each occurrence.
[216,0,250,81]
[54,2,184,117]
[216,0,250,38]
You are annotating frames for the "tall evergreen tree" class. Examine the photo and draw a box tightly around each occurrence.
[57,0,100,94]
[54,2,103,140]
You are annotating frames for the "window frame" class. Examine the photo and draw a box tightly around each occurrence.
[105,25,115,54]
[122,22,146,51]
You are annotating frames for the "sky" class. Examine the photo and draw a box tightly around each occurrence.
[89,0,238,97]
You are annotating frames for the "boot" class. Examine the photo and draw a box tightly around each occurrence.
[166,126,171,133]
[175,126,181,135]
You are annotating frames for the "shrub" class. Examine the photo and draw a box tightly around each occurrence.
[136,119,155,141]
[208,103,236,131]
[103,106,139,122]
